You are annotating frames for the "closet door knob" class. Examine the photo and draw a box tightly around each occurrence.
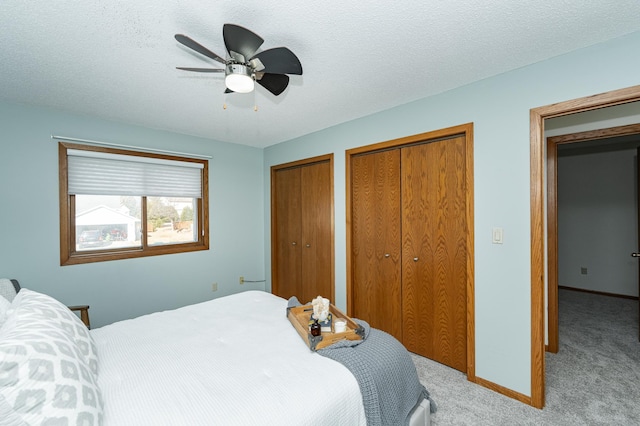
[306,244,311,248]
[384,253,390,258]
[292,242,297,246]
[413,257,419,262]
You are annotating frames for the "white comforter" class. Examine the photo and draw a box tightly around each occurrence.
[92,290,367,426]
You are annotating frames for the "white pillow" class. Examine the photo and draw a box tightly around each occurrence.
[0,289,103,425]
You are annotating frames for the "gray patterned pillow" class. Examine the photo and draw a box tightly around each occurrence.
[0,289,103,425]
[12,290,99,377]
[0,295,10,328]
[0,279,18,303]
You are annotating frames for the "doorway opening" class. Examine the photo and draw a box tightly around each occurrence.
[530,84,640,408]
[547,122,640,353]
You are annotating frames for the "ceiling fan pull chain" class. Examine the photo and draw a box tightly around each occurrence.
[253,87,258,112]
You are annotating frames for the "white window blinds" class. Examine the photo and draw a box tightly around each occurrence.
[67,149,204,198]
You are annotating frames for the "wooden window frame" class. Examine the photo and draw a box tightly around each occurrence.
[59,142,209,265]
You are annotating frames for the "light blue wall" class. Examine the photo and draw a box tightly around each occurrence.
[0,102,265,328]
[264,31,640,396]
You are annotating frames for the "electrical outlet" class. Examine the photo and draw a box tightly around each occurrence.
[239,276,244,285]
[212,282,218,292]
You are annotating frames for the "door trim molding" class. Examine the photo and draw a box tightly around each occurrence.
[530,85,640,409]
[345,122,475,380]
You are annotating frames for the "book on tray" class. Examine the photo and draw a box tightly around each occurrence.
[308,313,332,333]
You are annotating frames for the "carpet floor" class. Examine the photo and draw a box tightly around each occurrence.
[411,288,640,425]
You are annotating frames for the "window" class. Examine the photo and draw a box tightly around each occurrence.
[59,142,209,265]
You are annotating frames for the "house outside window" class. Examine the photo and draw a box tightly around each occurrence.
[59,142,209,265]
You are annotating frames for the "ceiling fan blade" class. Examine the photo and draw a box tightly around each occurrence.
[175,34,226,64]
[176,67,224,73]
[257,73,290,96]
[251,47,302,75]
[223,24,264,62]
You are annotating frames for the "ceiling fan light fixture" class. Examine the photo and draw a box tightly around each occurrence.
[225,64,254,93]
[176,24,302,96]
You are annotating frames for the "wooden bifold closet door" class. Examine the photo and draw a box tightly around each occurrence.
[350,136,468,372]
[271,156,333,305]
[351,149,403,339]
[401,138,467,372]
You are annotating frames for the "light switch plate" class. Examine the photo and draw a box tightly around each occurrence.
[492,227,503,244]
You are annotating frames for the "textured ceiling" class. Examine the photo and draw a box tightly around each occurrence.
[2,1,640,148]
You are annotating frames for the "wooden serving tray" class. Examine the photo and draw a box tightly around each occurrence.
[287,303,364,351]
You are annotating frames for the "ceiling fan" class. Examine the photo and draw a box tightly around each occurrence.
[175,24,303,96]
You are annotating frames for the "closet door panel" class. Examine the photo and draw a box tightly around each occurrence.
[401,143,436,356]
[433,136,467,372]
[401,137,467,372]
[351,150,402,340]
[300,161,332,304]
[273,167,302,300]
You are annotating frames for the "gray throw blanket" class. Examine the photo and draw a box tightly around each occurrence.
[287,297,436,426]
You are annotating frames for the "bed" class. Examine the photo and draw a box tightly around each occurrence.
[0,286,431,425]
